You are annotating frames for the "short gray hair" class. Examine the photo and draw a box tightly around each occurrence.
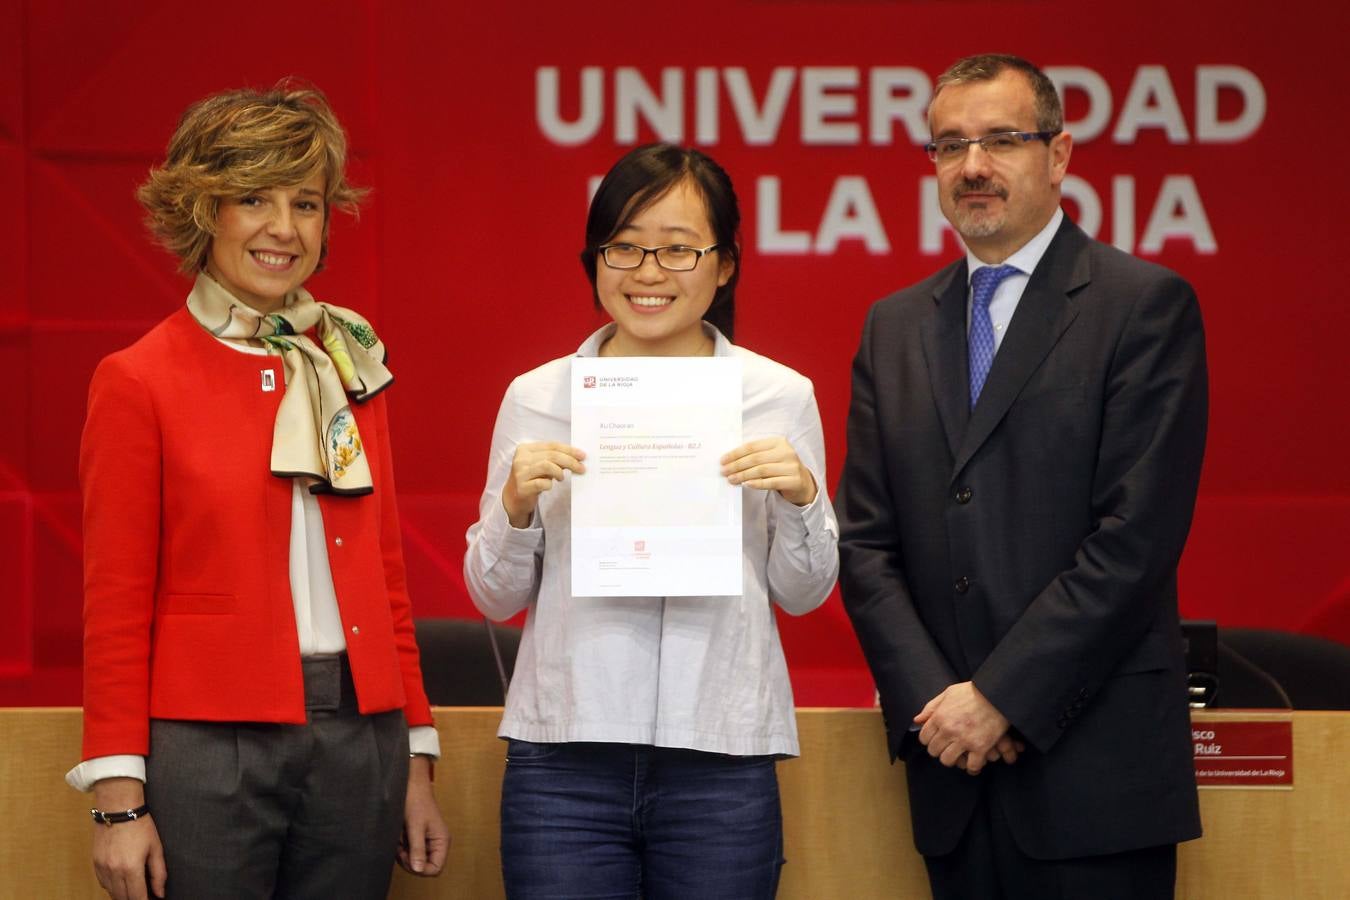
[932,54,1063,133]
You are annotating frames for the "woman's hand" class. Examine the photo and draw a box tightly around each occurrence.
[501,442,586,528]
[91,778,166,900]
[397,756,449,877]
[721,437,818,507]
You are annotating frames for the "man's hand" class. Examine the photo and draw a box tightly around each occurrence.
[914,681,1011,775]
[91,778,166,900]
[397,756,449,877]
[985,733,1026,766]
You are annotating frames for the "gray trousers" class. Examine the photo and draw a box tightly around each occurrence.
[145,654,410,900]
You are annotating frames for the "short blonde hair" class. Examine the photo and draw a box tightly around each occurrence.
[137,80,366,274]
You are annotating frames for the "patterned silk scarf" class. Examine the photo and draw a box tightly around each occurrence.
[186,272,391,495]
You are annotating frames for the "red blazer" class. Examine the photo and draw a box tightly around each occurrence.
[79,307,433,760]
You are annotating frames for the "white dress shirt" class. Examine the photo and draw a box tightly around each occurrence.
[966,207,1064,352]
[464,323,839,757]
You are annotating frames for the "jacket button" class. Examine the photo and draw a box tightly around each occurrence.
[954,576,970,594]
[350,625,360,635]
[334,536,344,547]
[955,487,972,504]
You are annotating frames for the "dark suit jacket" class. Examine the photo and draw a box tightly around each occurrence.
[838,216,1207,860]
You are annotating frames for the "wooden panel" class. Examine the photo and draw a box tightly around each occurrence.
[4,709,1347,898]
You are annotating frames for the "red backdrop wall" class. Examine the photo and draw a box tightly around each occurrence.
[3,0,1347,705]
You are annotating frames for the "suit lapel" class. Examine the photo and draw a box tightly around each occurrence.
[950,219,1092,482]
[920,261,971,462]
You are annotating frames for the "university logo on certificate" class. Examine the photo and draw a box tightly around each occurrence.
[571,356,743,597]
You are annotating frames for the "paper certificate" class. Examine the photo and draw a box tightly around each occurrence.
[571,356,743,597]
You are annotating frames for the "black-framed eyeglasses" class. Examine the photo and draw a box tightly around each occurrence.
[924,130,1061,164]
[598,243,719,272]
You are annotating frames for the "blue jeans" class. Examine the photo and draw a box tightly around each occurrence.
[500,740,784,900]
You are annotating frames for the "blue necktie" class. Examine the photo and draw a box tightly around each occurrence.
[968,264,1020,408]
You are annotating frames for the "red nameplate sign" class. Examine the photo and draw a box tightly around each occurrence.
[1193,720,1293,788]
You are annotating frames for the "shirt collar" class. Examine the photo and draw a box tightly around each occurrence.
[965,207,1064,284]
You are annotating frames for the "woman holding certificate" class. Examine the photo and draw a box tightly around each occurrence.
[464,144,838,899]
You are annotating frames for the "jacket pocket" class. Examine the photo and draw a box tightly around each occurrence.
[157,592,237,615]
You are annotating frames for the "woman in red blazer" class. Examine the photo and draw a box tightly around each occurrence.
[67,83,447,900]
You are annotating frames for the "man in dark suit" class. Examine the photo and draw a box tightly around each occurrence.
[838,54,1207,898]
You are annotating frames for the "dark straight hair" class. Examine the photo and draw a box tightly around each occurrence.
[581,143,740,341]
